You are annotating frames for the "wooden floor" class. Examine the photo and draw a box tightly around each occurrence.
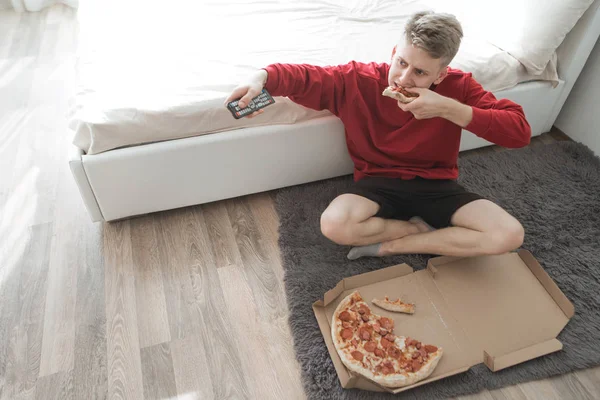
[1,6,599,400]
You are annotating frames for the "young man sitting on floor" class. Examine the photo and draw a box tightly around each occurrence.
[225,11,531,259]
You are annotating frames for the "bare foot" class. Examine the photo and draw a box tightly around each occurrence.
[408,216,435,233]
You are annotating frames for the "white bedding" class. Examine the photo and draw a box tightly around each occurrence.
[70,0,559,155]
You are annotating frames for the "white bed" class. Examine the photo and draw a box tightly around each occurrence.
[69,0,600,222]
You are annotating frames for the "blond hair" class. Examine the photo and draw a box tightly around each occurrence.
[404,11,463,66]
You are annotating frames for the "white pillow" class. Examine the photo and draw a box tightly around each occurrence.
[423,0,595,74]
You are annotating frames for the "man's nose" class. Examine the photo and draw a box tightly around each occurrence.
[398,72,412,87]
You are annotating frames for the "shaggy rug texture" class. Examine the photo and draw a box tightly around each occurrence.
[274,141,600,399]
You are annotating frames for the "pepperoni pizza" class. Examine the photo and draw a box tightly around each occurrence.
[331,291,442,388]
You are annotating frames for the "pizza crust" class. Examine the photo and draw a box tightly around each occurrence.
[372,296,415,314]
[355,344,443,388]
[331,291,443,388]
[382,86,418,104]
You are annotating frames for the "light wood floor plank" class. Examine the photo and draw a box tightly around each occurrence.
[455,389,495,400]
[488,384,528,400]
[38,161,88,376]
[170,335,214,400]
[156,207,251,398]
[226,197,287,322]
[72,213,106,400]
[130,217,171,349]
[517,378,563,400]
[184,208,252,399]
[2,223,52,399]
[549,371,596,400]
[104,221,144,400]
[247,192,285,281]
[73,325,107,400]
[33,6,79,377]
[34,371,73,400]
[140,343,177,400]
[155,210,204,341]
[217,264,302,400]
[574,366,600,396]
[202,201,243,269]
[0,222,24,400]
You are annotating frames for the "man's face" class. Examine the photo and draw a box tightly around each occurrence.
[388,43,448,89]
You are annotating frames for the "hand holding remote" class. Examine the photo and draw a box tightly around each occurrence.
[225,70,271,119]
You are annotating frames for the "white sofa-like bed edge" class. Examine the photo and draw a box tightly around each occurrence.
[69,1,600,223]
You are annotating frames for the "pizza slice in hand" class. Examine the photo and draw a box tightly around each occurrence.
[382,86,419,104]
[372,296,415,314]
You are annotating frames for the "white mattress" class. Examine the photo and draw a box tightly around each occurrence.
[70,0,558,155]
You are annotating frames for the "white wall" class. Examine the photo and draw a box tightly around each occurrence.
[556,37,600,156]
[0,0,13,10]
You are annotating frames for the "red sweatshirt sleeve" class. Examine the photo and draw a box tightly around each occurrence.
[263,63,348,115]
[463,75,531,148]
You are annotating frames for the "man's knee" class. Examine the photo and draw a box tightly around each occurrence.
[320,209,354,245]
[484,220,525,255]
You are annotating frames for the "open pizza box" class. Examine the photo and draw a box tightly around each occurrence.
[313,250,574,394]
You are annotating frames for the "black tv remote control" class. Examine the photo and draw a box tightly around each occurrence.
[227,89,275,119]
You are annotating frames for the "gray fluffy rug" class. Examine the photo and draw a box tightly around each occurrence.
[274,141,600,399]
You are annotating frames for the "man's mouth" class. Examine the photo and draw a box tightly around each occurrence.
[394,82,412,89]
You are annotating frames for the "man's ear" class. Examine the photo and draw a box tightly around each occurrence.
[433,66,448,85]
[391,45,397,60]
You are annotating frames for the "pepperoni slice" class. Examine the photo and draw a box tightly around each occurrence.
[372,323,381,333]
[385,334,396,342]
[341,328,353,339]
[378,317,394,331]
[419,348,427,358]
[412,360,422,372]
[339,311,352,321]
[358,328,371,341]
[387,346,402,359]
[380,338,392,349]
[424,345,438,353]
[364,341,377,352]
[359,305,370,315]
[351,351,364,361]
[382,366,393,375]
[374,348,385,357]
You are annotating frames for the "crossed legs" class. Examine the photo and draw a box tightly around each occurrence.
[320,194,524,258]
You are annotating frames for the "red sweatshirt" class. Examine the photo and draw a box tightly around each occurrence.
[263,62,531,181]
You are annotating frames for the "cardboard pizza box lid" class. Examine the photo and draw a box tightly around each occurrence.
[312,249,574,394]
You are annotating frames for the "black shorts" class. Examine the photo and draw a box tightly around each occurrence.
[346,176,484,229]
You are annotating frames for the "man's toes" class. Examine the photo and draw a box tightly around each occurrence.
[409,216,436,233]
